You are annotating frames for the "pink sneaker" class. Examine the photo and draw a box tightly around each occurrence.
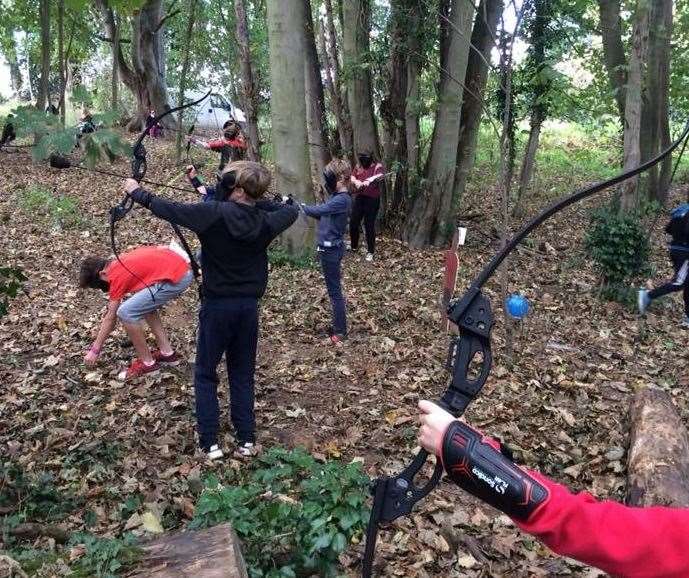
[118,359,159,381]
[151,349,181,366]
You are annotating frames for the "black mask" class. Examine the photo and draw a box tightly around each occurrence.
[359,154,373,169]
[216,170,237,200]
[323,168,337,194]
[93,278,109,293]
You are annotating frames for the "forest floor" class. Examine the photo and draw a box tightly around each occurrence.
[1,137,689,577]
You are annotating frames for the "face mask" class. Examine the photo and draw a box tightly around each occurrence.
[217,170,237,200]
[93,278,109,293]
[359,155,373,169]
[323,168,337,194]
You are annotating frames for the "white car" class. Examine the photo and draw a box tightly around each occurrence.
[180,90,246,133]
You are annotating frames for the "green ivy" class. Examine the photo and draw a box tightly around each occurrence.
[190,447,370,578]
[0,266,25,317]
[585,204,650,300]
[68,532,141,578]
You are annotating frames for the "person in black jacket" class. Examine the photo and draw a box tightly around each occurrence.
[124,160,299,459]
[639,203,689,325]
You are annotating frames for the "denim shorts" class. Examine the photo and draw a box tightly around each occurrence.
[117,270,193,323]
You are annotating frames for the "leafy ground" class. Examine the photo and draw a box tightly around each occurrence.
[1,134,689,577]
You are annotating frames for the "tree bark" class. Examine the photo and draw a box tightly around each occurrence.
[627,386,689,508]
[58,0,66,125]
[453,0,502,205]
[234,0,261,160]
[38,0,51,111]
[175,0,198,162]
[403,0,473,248]
[266,0,313,253]
[303,0,331,182]
[342,0,380,159]
[620,0,650,212]
[111,13,120,111]
[597,0,627,123]
[323,0,353,156]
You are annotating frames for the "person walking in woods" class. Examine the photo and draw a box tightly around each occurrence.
[187,120,247,172]
[639,203,689,325]
[79,245,193,381]
[417,400,689,577]
[350,150,385,262]
[145,109,163,138]
[123,161,299,459]
[301,159,353,344]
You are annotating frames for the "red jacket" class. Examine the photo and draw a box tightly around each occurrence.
[517,471,689,577]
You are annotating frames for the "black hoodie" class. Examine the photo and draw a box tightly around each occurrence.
[130,189,298,298]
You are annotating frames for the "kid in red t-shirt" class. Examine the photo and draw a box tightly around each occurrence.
[187,121,247,171]
[78,245,192,381]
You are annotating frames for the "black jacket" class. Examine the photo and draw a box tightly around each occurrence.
[130,189,298,298]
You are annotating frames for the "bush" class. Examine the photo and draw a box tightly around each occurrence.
[585,204,650,299]
[190,447,370,578]
[68,532,141,578]
[17,185,83,229]
[268,247,317,269]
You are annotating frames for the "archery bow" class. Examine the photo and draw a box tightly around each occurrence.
[361,120,689,577]
[109,90,212,291]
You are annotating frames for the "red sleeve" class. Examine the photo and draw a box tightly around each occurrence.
[373,163,384,175]
[207,139,225,150]
[226,138,247,149]
[516,471,689,577]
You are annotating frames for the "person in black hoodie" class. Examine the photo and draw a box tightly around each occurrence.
[123,160,299,459]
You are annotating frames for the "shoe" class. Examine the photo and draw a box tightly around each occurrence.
[345,241,352,251]
[202,444,224,460]
[118,359,159,381]
[681,317,689,328]
[365,253,374,262]
[330,334,347,345]
[637,289,650,315]
[151,349,181,366]
[234,442,257,458]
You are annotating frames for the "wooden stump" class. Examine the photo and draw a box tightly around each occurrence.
[130,523,249,578]
[627,386,689,507]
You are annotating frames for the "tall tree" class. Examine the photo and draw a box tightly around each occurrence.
[620,0,650,212]
[597,0,626,123]
[403,0,474,247]
[234,0,260,160]
[303,0,331,182]
[58,0,66,125]
[342,0,380,158]
[37,0,50,111]
[95,0,172,131]
[175,0,198,162]
[266,0,313,252]
[453,0,502,206]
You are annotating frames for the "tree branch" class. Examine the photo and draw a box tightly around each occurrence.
[155,8,180,32]
[96,34,131,44]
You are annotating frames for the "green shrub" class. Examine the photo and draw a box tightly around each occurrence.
[585,204,650,298]
[190,447,370,578]
[68,532,141,578]
[268,247,317,269]
[17,185,83,229]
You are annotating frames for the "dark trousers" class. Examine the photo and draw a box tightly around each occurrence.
[350,195,380,254]
[649,250,689,315]
[319,246,347,335]
[194,297,259,448]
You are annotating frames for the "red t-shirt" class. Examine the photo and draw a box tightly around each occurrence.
[208,137,247,151]
[353,163,384,198]
[106,246,189,301]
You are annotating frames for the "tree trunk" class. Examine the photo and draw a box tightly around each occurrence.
[112,13,120,112]
[641,0,673,203]
[175,0,198,162]
[620,0,650,212]
[58,0,66,125]
[131,523,248,578]
[627,386,689,508]
[342,0,380,158]
[323,0,353,156]
[303,0,331,182]
[403,0,473,248]
[597,0,627,123]
[517,0,552,199]
[38,0,50,111]
[453,0,502,205]
[234,0,261,160]
[6,37,23,95]
[266,0,313,253]
[94,0,170,132]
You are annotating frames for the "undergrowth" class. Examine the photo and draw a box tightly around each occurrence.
[16,185,82,229]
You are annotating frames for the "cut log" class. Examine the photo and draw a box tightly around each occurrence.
[130,523,249,578]
[627,386,689,507]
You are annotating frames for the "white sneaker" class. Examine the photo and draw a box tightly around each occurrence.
[345,241,352,251]
[205,444,224,460]
[681,317,689,328]
[234,442,257,458]
[365,253,374,262]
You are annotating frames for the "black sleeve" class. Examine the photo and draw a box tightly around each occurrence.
[264,204,299,237]
[130,188,220,234]
[255,200,283,213]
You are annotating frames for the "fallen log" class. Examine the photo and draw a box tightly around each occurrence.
[627,386,689,507]
[130,523,248,578]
